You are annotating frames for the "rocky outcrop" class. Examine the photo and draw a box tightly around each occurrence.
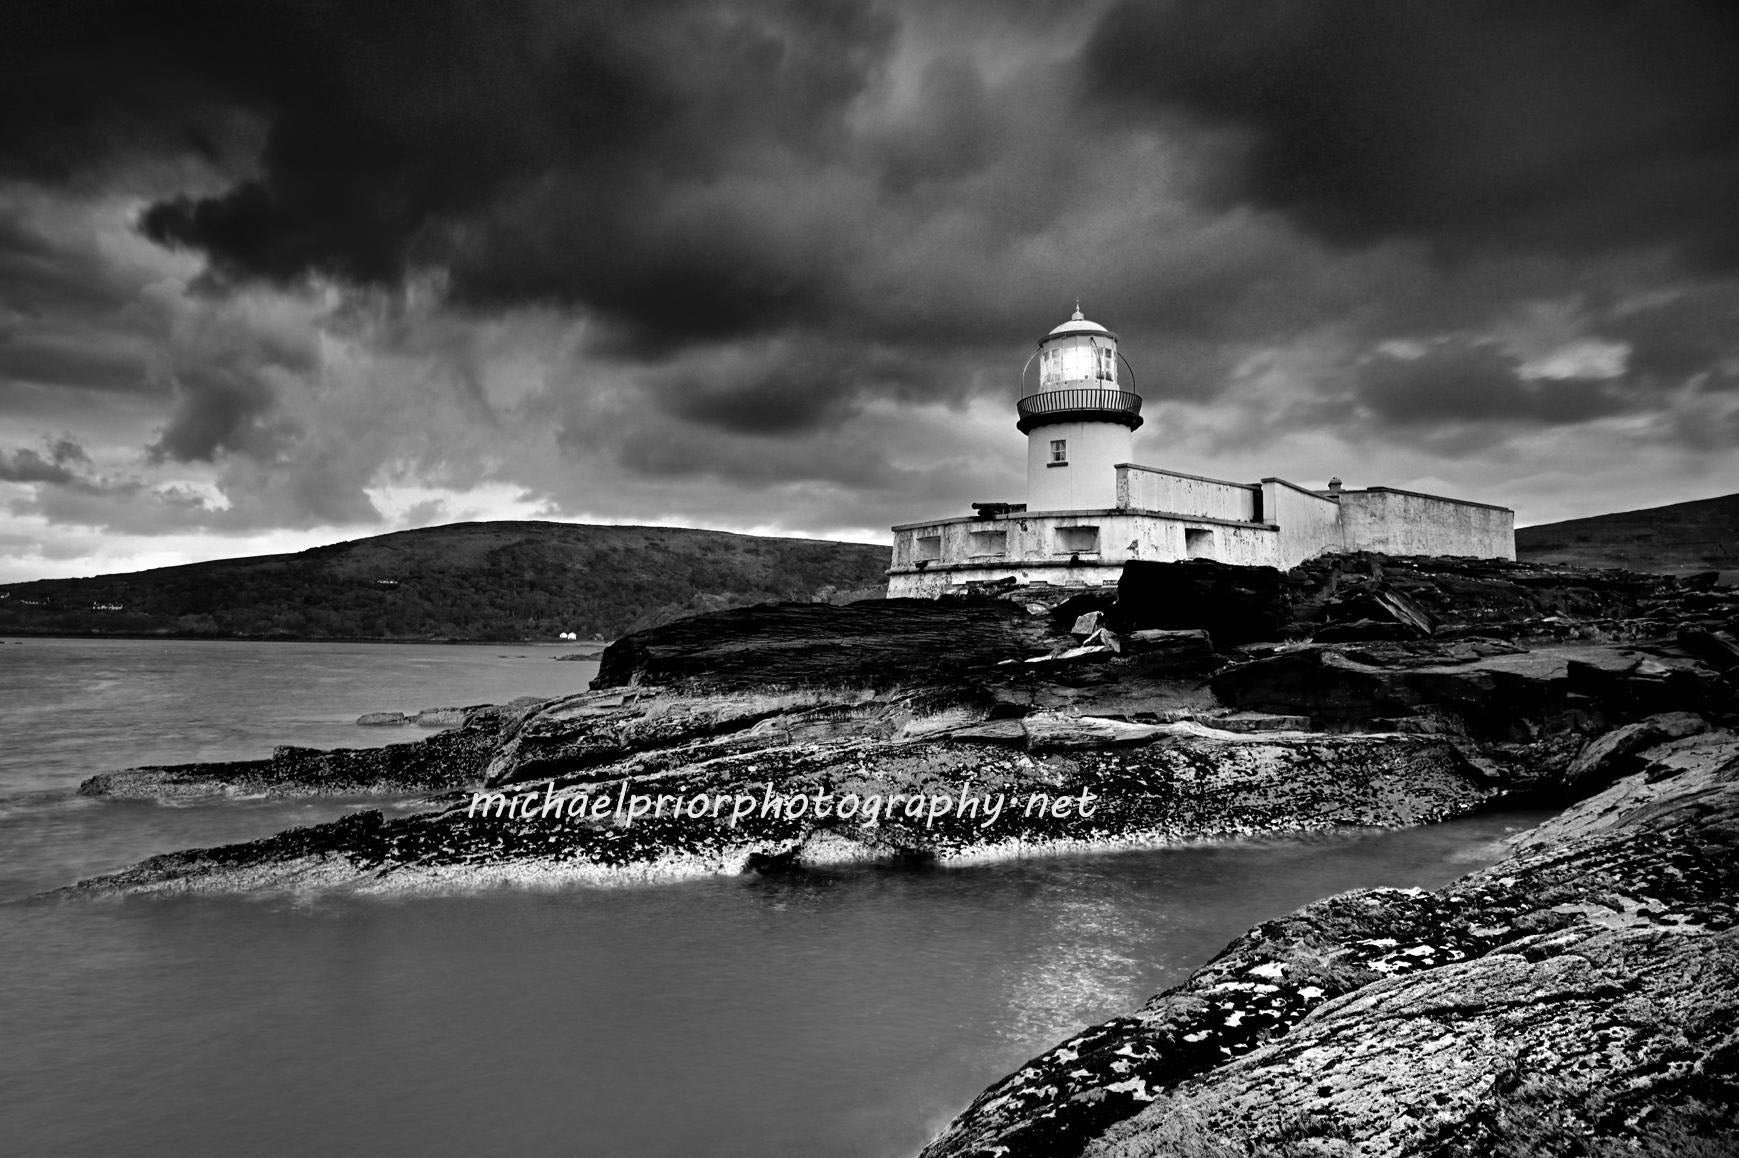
[591,598,1054,691]
[59,681,1499,895]
[1561,711,1711,793]
[56,555,1739,899]
[1110,552,1739,647]
[918,727,1739,1158]
[76,702,535,800]
[1209,640,1732,735]
[1115,560,1288,644]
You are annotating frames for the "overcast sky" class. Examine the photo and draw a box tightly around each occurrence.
[3,0,1737,582]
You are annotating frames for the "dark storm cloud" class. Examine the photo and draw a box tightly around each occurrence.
[0,332,149,395]
[0,438,92,487]
[3,0,1738,558]
[1350,341,1634,429]
[1085,0,1739,264]
[147,363,290,463]
[2,0,897,346]
[0,210,134,320]
[613,422,898,490]
[1599,285,1739,384]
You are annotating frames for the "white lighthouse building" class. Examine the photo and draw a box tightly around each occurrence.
[886,305,1515,597]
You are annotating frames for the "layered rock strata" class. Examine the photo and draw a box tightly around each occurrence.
[61,685,1496,896]
[919,728,1739,1158]
[56,556,1738,897]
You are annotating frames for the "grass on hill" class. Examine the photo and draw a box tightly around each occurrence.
[0,521,891,642]
[1516,492,1739,582]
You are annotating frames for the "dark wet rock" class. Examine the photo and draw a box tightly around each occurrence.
[1119,629,1219,678]
[1102,553,1726,653]
[1209,645,1570,736]
[1563,711,1712,793]
[1283,553,1722,645]
[1315,583,1437,641]
[1211,641,1731,741]
[919,728,1739,1158]
[1679,627,1739,674]
[1567,652,1736,717]
[1047,590,1119,634]
[410,706,470,728]
[592,598,1055,692]
[1208,712,1311,734]
[1369,710,1468,736]
[416,700,546,727]
[1116,559,1287,644]
[78,703,533,800]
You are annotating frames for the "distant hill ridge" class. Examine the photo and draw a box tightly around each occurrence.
[1517,492,1739,581]
[0,521,891,641]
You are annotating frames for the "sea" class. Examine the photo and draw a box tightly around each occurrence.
[0,636,1553,1157]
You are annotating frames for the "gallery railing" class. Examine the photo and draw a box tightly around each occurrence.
[1016,388,1143,432]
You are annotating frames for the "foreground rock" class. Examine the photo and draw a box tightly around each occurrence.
[592,598,1054,691]
[77,702,538,800]
[59,682,1497,895]
[918,728,1739,1158]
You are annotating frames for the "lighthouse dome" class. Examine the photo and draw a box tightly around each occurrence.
[1046,305,1116,342]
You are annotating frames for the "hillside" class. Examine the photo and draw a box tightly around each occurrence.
[1517,492,1739,580]
[0,522,891,641]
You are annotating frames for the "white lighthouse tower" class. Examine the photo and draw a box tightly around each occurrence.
[1018,304,1143,511]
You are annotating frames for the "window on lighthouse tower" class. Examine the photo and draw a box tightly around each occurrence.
[1096,346,1114,382]
[1050,439,1067,464]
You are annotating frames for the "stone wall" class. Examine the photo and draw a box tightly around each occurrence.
[1339,487,1515,559]
[1117,464,1259,521]
[1264,477,1347,567]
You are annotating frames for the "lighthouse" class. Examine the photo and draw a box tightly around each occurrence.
[1018,304,1143,511]
[884,301,1514,597]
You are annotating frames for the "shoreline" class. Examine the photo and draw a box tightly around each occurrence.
[38,802,1546,904]
[14,550,1738,1153]
[1,631,610,647]
[52,553,1739,898]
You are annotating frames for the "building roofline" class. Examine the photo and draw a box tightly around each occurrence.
[1341,485,1514,514]
[892,509,1279,533]
[1259,476,1341,502]
[1119,463,1259,491]
[893,507,1125,531]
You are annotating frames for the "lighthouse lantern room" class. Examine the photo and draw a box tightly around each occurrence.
[1018,305,1143,512]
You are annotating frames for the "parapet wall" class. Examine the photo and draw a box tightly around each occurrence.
[1263,478,1346,568]
[1116,464,1259,521]
[1338,487,1515,560]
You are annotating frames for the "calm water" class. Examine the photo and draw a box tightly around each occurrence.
[0,637,600,899]
[0,638,1550,1157]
